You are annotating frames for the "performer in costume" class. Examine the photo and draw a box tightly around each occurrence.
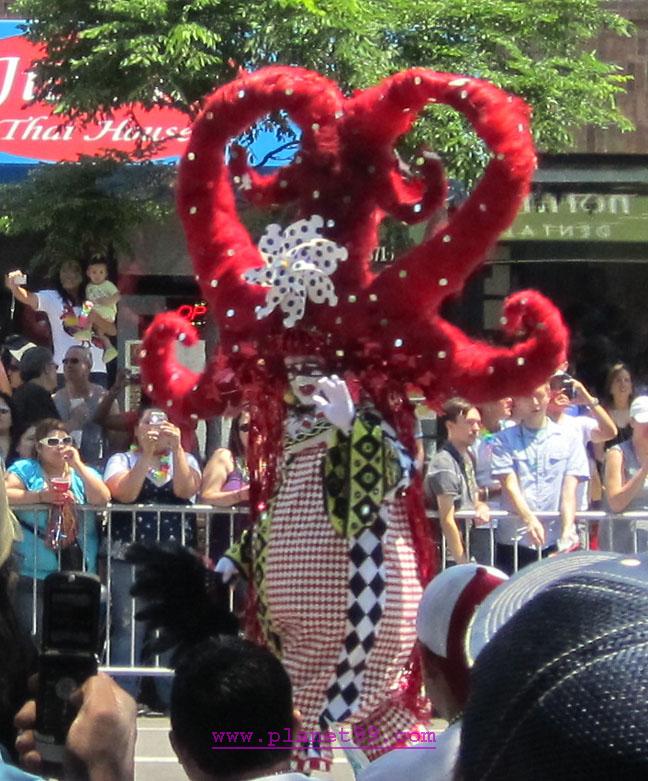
[136,65,569,771]
[217,356,422,768]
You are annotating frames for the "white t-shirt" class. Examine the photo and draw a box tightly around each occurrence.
[36,289,106,374]
[359,720,461,781]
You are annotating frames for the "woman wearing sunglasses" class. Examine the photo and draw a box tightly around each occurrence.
[4,417,110,638]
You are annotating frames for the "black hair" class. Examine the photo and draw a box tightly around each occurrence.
[19,346,53,383]
[437,396,475,446]
[52,260,84,307]
[227,412,248,459]
[603,361,634,408]
[171,637,293,778]
[82,248,117,301]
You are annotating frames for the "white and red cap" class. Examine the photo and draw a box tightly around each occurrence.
[416,564,508,664]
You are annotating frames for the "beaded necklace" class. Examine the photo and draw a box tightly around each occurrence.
[130,445,172,484]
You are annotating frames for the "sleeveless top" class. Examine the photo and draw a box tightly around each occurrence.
[599,439,648,553]
[103,450,199,558]
[611,439,648,511]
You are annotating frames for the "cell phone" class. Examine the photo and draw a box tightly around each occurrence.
[560,374,576,400]
[34,572,102,767]
[550,372,575,400]
[10,271,27,285]
[148,411,168,426]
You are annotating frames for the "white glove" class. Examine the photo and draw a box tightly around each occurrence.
[312,375,355,433]
[214,556,239,584]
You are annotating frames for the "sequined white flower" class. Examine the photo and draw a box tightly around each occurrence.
[244,215,347,328]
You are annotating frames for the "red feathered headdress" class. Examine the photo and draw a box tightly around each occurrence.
[140,65,567,422]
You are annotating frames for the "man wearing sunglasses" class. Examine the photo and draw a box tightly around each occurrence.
[53,346,117,468]
[11,346,59,444]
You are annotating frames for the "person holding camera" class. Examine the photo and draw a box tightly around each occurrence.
[547,371,617,511]
[5,263,113,388]
[103,407,201,709]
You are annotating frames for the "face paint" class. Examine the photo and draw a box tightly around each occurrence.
[285,357,326,406]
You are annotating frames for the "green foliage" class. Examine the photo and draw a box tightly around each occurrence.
[14,0,633,158]
[6,0,635,264]
[0,157,174,270]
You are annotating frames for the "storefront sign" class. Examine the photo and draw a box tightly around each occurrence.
[0,30,191,162]
[503,193,648,243]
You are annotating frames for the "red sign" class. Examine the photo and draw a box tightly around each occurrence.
[176,302,208,324]
[0,35,191,162]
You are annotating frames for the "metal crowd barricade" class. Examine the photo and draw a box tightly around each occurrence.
[13,503,247,684]
[10,503,648,683]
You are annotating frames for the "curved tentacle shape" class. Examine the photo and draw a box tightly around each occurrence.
[413,291,568,406]
[177,66,344,341]
[141,312,242,420]
[367,70,535,337]
[140,65,566,430]
[379,152,448,224]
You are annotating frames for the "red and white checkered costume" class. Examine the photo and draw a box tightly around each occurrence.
[254,414,423,771]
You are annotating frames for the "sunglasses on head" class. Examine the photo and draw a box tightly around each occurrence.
[63,357,81,365]
[40,436,73,447]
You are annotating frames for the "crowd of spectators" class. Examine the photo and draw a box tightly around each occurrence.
[3,265,648,778]
[423,364,648,573]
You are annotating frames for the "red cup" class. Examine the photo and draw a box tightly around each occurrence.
[50,476,71,494]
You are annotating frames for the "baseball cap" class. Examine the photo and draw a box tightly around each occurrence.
[630,395,648,423]
[466,550,620,666]
[459,553,648,780]
[417,563,508,660]
[3,337,37,363]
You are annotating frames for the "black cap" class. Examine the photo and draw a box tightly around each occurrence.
[459,554,648,780]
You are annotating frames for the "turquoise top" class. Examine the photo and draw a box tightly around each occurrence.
[8,458,100,579]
